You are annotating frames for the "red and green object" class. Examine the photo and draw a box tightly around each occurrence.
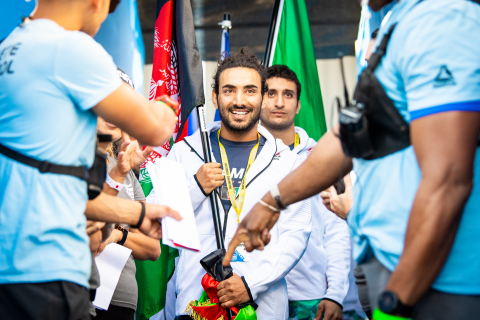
[185,274,257,320]
[136,0,205,319]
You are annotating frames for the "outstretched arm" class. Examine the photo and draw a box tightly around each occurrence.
[224,127,351,265]
[385,111,480,307]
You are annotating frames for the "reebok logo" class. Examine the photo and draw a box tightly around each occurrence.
[433,65,456,88]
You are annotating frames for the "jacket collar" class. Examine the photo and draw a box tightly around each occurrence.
[183,121,287,185]
[293,126,316,154]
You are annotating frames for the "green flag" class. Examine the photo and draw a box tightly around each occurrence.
[269,0,327,140]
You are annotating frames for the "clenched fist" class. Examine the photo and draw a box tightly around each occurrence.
[196,162,224,195]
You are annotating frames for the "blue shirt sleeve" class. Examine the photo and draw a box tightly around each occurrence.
[53,31,121,111]
[396,4,480,121]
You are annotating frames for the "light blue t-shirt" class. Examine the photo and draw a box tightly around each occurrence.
[0,19,121,288]
[349,0,480,295]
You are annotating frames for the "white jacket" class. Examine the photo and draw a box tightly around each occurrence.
[168,122,312,320]
[285,127,351,305]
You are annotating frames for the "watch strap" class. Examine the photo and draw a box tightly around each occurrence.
[115,225,128,246]
[270,184,287,210]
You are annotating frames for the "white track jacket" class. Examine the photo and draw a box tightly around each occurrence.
[285,127,351,305]
[168,122,312,319]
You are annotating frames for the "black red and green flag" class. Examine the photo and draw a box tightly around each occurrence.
[136,0,204,319]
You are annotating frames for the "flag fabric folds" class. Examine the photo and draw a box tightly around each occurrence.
[136,0,204,319]
[268,0,327,141]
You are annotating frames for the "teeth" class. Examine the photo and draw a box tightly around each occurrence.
[232,111,248,115]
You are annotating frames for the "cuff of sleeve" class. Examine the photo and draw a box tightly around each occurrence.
[194,174,208,196]
[189,175,208,211]
[322,298,343,310]
[241,276,254,302]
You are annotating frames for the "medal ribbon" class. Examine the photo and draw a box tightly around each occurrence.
[218,129,260,223]
[294,133,300,148]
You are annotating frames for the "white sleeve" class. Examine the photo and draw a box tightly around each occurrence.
[167,144,207,212]
[243,198,312,300]
[320,197,351,305]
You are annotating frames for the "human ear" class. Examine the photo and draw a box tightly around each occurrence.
[212,90,218,110]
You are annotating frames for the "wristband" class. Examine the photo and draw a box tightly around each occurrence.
[131,201,146,229]
[105,173,124,192]
[372,308,412,320]
[259,199,280,212]
[115,225,128,246]
[270,184,287,210]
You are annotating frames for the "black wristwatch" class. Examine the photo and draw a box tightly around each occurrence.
[378,291,413,317]
[115,225,128,246]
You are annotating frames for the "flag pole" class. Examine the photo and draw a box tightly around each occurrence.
[196,105,225,250]
[264,0,281,66]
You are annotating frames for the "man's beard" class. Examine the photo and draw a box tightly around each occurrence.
[217,99,262,134]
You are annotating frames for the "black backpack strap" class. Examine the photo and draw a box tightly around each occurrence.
[366,23,397,72]
[0,143,88,181]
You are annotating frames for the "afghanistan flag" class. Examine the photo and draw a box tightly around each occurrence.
[136,0,204,319]
[266,0,327,140]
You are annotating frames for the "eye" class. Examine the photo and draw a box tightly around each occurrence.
[285,93,293,98]
[268,92,275,97]
[224,89,233,93]
[246,89,256,94]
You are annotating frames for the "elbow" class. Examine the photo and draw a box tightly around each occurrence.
[149,244,161,261]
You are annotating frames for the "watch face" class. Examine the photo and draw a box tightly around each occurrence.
[378,291,397,313]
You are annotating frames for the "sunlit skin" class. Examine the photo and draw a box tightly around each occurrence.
[97,116,122,141]
[260,77,301,146]
[212,67,267,142]
[32,0,111,37]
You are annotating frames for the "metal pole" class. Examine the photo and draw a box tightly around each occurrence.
[263,0,281,66]
[196,105,225,250]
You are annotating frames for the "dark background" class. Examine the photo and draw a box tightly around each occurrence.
[137,0,361,64]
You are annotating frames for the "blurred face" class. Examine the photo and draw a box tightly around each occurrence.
[97,116,121,141]
[261,77,300,131]
[213,67,265,134]
[81,0,111,36]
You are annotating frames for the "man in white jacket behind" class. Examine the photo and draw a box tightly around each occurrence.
[260,65,355,320]
[167,49,312,320]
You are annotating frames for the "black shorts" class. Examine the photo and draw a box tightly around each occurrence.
[0,281,90,320]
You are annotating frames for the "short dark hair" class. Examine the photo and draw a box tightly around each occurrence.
[266,65,301,100]
[213,47,268,96]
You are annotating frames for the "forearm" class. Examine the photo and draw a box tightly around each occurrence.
[124,229,161,261]
[267,129,351,206]
[386,176,472,305]
[102,165,127,196]
[85,193,142,225]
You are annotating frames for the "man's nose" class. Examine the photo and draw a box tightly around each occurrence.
[275,95,285,109]
[233,90,247,106]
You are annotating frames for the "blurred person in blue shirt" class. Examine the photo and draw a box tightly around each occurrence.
[0,0,180,319]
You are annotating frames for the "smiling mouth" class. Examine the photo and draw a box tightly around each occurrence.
[230,110,250,119]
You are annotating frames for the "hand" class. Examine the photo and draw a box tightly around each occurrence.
[319,173,353,220]
[223,194,278,266]
[315,300,343,320]
[139,203,183,239]
[196,163,224,194]
[116,132,153,175]
[97,229,123,255]
[86,220,106,236]
[216,273,250,308]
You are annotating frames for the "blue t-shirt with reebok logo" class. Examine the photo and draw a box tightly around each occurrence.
[210,129,265,214]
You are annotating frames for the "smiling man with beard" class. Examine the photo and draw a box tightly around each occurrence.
[167,48,312,320]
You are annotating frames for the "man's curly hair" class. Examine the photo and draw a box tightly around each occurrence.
[213,47,268,96]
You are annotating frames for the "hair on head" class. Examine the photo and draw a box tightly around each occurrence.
[266,65,301,100]
[213,47,268,96]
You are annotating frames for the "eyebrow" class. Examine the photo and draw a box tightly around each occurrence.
[222,84,259,90]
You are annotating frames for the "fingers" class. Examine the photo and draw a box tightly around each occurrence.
[329,185,338,197]
[314,301,326,320]
[223,230,248,266]
[142,145,154,158]
[319,190,330,201]
[121,131,131,143]
[261,228,271,246]
[344,172,352,190]
[159,205,182,221]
